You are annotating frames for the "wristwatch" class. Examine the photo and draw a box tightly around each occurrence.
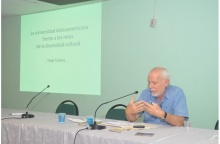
[161,111,167,120]
[163,112,167,119]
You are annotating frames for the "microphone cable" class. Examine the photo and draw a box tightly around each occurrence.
[73,127,88,144]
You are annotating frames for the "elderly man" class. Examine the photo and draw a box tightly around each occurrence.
[126,67,188,126]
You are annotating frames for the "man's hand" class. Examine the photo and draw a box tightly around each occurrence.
[143,102,185,126]
[125,96,144,122]
[143,102,164,118]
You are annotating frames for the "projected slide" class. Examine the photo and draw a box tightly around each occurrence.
[20,3,101,95]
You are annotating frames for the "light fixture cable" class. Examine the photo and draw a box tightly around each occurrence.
[152,0,157,19]
[150,0,157,28]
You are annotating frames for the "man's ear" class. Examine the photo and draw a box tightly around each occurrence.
[165,79,170,87]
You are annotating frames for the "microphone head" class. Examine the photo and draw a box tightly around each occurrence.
[134,91,138,94]
[47,85,50,88]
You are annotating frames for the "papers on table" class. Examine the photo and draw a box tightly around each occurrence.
[102,121,162,133]
[68,118,86,123]
[1,113,24,120]
[101,121,162,130]
[101,121,132,127]
[68,118,102,126]
[68,118,161,131]
[10,113,24,116]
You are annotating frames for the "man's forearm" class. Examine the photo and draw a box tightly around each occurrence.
[126,113,139,122]
[165,113,185,126]
[125,108,139,122]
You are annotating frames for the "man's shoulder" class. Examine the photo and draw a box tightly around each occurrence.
[166,85,185,98]
[168,85,183,91]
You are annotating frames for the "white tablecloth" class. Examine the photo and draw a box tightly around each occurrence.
[1,109,218,144]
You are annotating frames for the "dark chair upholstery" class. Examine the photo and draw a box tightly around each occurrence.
[105,104,127,121]
[55,100,79,116]
[215,120,218,130]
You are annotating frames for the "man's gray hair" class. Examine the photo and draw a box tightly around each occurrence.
[150,67,170,80]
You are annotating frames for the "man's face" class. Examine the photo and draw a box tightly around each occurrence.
[148,70,169,97]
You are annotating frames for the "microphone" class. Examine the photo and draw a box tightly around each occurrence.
[21,85,50,118]
[90,91,138,130]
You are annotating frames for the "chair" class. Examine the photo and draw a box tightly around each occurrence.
[215,120,218,130]
[105,104,127,121]
[55,100,79,116]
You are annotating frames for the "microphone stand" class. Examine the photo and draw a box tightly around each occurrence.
[90,91,138,130]
[21,85,50,118]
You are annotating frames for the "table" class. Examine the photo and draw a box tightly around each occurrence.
[1,109,218,144]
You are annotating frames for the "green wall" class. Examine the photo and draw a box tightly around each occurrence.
[2,0,218,129]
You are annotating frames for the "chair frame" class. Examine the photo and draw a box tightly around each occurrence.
[105,104,127,120]
[215,120,218,130]
[56,100,79,116]
[106,104,127,113]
